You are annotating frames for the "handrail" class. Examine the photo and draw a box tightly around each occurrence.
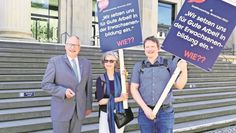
[60,32,70,44]
[221,47,235,63]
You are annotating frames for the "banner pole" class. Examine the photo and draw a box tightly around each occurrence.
[118,49,128,109]
[153,67,181,115]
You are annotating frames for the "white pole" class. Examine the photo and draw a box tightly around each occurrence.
[153,67,181,115]
[118,49,128,109]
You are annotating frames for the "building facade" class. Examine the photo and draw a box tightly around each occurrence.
[0,0,235,54]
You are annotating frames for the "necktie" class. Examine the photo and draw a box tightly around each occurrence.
[72,59,79,79]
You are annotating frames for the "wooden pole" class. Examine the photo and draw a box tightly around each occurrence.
[118,49,128,109]
[153,67,181,115]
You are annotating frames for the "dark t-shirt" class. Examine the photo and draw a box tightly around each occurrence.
[96,76,115,112]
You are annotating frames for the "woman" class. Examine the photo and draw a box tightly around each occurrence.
[96,51,128,133]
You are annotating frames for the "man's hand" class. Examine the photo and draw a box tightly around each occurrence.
[177,59,187,72]
[65,89,75,99]
[85,109,92,116]
[143,107,156,120]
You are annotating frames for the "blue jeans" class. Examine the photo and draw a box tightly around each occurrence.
[138,104,174,133]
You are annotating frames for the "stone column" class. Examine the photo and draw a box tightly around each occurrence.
[225,27,236,54]
[232,28,236,54]
[140,0,157,40]
[59,0,92,45]
[0,0,32,40]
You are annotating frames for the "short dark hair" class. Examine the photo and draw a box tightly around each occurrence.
[143,36,160,49]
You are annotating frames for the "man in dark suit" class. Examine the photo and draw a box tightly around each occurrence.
[42,36,93,133]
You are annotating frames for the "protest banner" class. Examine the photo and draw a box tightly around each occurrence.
[162,0,236,71]
[154,0,236,115]
[97,0,142,52]
[97,0,142,108]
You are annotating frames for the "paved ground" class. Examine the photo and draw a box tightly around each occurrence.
[204,125,236,133]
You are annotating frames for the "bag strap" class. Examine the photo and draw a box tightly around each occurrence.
[140,58,170,73]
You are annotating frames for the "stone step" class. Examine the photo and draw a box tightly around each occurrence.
[174,98,236,112]
[0,57,49,63]
[203,125,236,133]
[0,117,51,133]
[1,96,236,122]
[0,69,45,75]
[174,114,236,133]
[1,71,236,83]
[0,63,47,68]
[97,73,236,80]
[1,105,236,133]
[0,43,227,65]
[124,64,236,72]
[0,89,49,99]
[0,81,235,98]
[187,77,236,83]
[174,86,236,95]
[0,81,40,90]
[0,47,64,54]
[188,73,236,78]
[0,53,111,62]
[0,42,99,53]
[0,117,140,133]
[0,45,146,56]
[0,106,50,122]
[1,69,235,80]
[0,59,234,75]
[0,97,50,109]
[0,75,43,82]
[1,70,235,83]
[175,105,236,123]
[0,49,229,64]
[1,89,236,110]
[175,91,236,103]
[188,67,236,73]
[0,76,235,90]
[0,42,228,62]
[3,84,232,98]
[0,52,55,59]
[0,43,145,55]
[0,41,235,133]
[184,81,236,88]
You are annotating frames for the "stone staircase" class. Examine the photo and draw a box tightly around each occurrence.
[0,40,236,133]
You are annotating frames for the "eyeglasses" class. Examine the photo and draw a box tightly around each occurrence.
[103,60,116,63]
[66,43,80,47]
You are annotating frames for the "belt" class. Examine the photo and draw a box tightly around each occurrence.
[147,103,172,109]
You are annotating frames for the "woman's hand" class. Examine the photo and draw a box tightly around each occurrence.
[115,93,128,102]
[120,93,128,101]
[121,68,128,79]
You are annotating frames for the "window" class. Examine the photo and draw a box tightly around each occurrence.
[158,2,175,37]
[31,0,58,43]
[92,0,100,46]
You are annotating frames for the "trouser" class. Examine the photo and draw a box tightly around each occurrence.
[52,109,82,133]
[99,111,125,133]
[138,104,174,133]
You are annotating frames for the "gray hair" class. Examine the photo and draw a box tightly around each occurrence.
[101,51,119,67]
[66,35,81,45]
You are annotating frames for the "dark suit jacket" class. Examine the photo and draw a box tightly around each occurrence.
[41,54,92,121]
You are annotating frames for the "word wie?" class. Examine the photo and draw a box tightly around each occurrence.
[184,50,206,63]
[116,37,135,46]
